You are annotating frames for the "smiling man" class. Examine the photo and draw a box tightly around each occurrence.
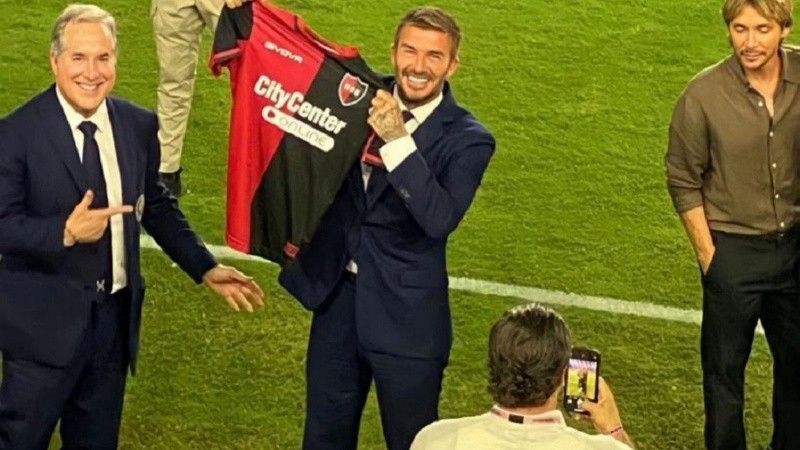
[0,4,264,449]
[278,6,495,450]
[665,1,800,449]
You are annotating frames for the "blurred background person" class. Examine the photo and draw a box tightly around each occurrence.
[151,0,249,196]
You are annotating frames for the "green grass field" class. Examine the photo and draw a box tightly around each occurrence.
[0,0,783,448]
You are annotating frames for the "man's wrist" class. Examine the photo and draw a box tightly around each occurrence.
[607,425,635,449]
[201,263,220,283]
[382,128,409,143]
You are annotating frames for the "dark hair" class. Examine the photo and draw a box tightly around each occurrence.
[393,7,461,58]
[487,304,571,408]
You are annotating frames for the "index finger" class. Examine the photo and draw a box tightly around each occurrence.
[374,89,394,103]
[596,376,611,398]
[95,205,134,217]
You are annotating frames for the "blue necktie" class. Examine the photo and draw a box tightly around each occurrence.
[78,120,112,292]
[78,121,108,208]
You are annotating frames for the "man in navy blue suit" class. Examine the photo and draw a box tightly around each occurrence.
[279,7,495,450]
[0,4,264,449]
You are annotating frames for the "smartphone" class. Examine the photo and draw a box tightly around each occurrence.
[563,347,601,414]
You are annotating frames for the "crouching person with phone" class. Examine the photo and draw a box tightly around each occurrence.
[411,303,635,449]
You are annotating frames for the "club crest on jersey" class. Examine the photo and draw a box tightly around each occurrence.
[338,74,368,107]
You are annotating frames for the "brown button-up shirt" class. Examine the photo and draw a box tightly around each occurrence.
[666,47,800,235]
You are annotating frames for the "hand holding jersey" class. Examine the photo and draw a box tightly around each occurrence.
[368,90,409,143]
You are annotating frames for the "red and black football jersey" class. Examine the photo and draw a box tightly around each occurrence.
[211,1,383,265]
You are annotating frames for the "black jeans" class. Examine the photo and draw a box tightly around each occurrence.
[701,229,800,450]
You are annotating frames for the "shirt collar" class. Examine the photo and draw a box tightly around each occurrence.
[55,84,111,134]
[726,47,800,89]
[392,86,443,124]
[489,406,566,426]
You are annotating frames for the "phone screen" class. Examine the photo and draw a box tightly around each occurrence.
[563,348,600,413]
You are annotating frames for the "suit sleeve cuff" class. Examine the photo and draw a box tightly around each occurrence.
[379,135,417,172]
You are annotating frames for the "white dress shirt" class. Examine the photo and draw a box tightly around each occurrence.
[347,89,444,275]
[56,88,127,293]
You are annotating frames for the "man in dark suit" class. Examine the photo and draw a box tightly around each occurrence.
[0,4,264,449]
[279,7,495,450]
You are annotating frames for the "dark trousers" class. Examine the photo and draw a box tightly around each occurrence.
[701,230,800,450]
[303,277,446,450]
[0,289,130,450]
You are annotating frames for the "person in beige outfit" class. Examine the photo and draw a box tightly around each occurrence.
[151,0,249,196]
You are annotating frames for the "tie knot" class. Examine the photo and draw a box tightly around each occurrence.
[401,110,414,123]
[78,121,97,138]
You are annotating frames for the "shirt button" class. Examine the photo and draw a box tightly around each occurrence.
[780,221,786,228]
[770,131,774,137]
[759,101,764,107]
[772,163,778,169]
[775,193,781,199]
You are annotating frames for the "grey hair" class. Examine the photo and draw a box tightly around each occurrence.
[50,4,117,56]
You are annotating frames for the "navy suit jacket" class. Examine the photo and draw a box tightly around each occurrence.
[279,81,495,359]
[0,85,216,371]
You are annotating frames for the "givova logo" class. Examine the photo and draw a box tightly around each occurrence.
[264,41,303,64]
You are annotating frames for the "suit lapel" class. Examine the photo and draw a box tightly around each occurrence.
[107,99,136,206]
[37,85,89,195]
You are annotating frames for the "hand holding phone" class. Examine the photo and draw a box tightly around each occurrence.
[581,377,624,434]
[563,347,600,414]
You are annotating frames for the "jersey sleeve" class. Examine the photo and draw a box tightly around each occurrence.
[210,2,255,76]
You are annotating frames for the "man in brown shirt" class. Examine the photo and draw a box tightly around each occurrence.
[666,1,800,449]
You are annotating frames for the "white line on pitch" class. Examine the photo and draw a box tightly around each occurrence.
[140,235,764,335]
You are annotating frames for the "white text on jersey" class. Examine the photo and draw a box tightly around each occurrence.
[254,75,348,134]
[264,41,303,64]
[254,75,348,152]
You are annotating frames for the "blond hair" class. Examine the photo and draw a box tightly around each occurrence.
[723,0,794,28]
